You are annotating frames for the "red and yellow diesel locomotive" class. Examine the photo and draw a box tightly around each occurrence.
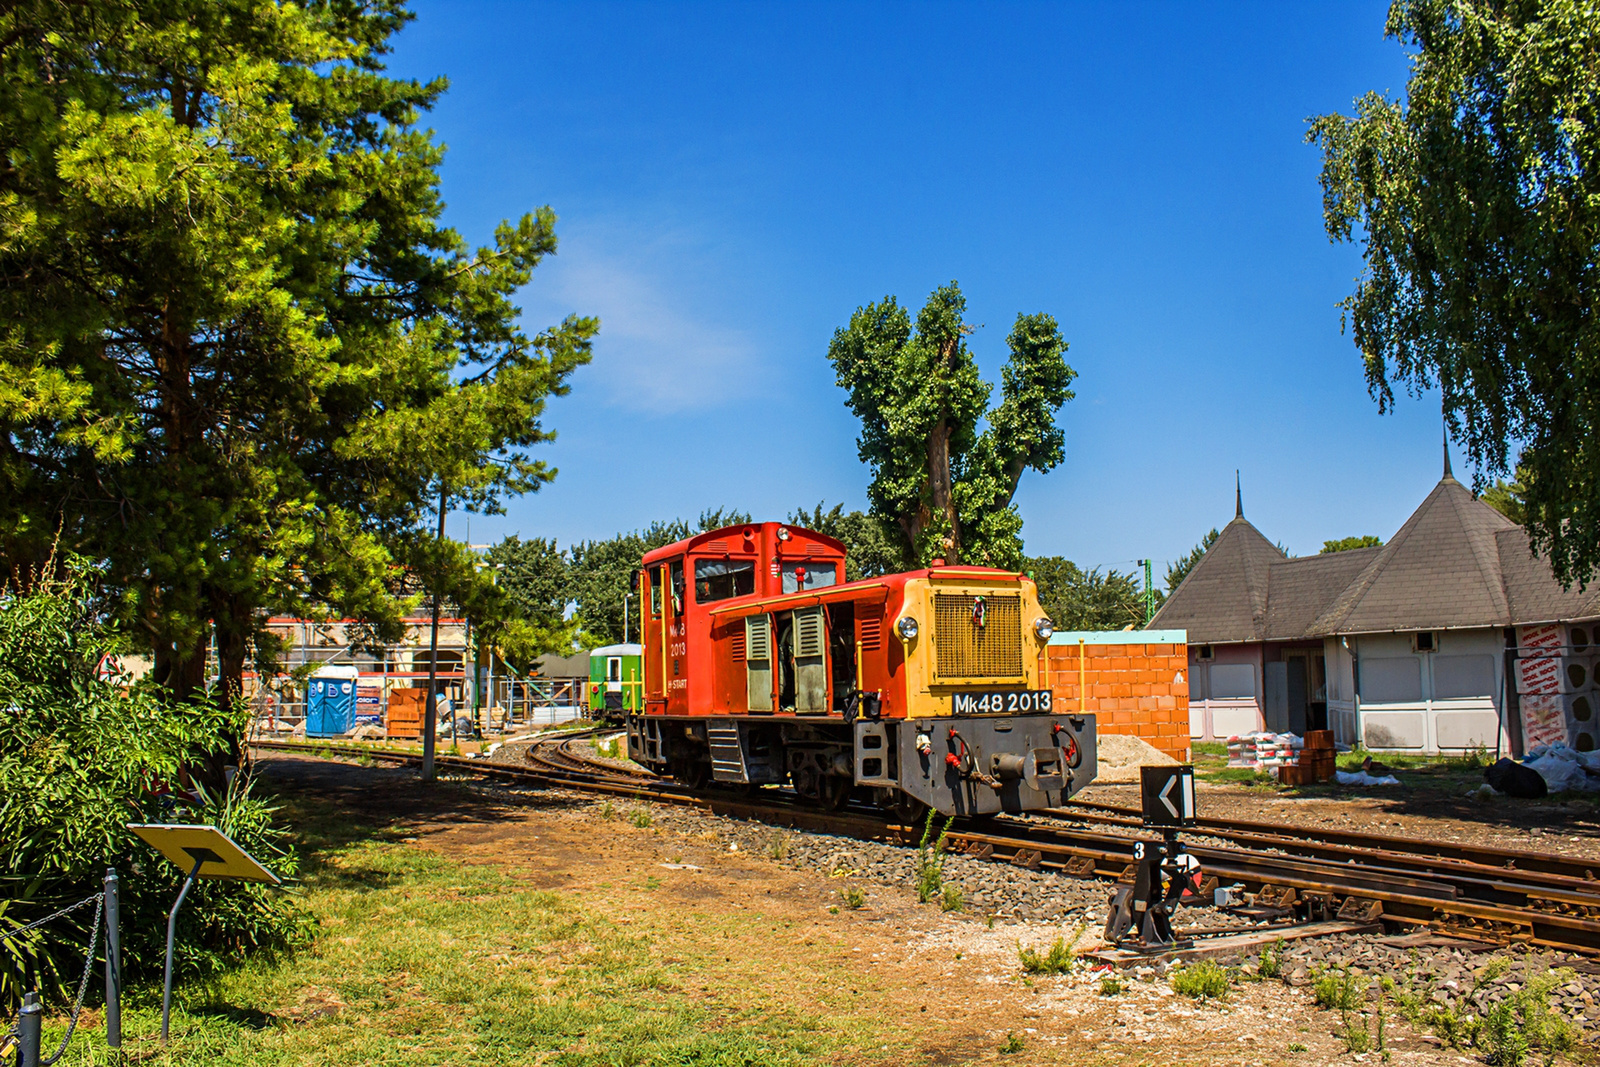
[627,522,1098,816]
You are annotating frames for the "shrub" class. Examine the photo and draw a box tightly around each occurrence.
[1018,923,1087,975]
[0,563,308,1012]
[768,833,789,860]
[1483,1002,1528,1066]
[999,1031,1024,1054]
[914,810,954,904]
[1257,937,1284,980]
[840,887,865,910]
[1312,966,1362,1012]
[1099,974,1125,996]
[630,809,652,828]
[1171,960,1231,1000]
[940,885,964,913]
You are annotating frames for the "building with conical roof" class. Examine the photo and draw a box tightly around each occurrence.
[1151,455,1600,755]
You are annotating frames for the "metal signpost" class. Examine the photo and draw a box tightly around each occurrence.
[127,824,281,1043]
[1139,764,1196,828]
[1104,765,1200,948]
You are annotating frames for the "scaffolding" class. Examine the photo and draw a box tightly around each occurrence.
[238,615,587,738]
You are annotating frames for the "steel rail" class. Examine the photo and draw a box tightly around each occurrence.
[1041,807,1600,914]
[1063,798,1598,882]
[251,740,1600,955]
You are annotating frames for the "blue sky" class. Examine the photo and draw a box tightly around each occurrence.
[390,1,1451,576]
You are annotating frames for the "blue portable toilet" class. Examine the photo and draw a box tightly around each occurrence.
[305,666,360,737]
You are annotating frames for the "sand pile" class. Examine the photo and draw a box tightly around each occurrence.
[1089,732,1179,784]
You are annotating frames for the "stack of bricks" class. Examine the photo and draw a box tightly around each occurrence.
[385,687,425,740]
[1039,630,1190,762]
[1278,730,1336,786]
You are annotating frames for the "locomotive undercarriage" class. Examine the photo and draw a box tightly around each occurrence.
[624,712,1097,817]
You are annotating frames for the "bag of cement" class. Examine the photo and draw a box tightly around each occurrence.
[1485,756,1547,798]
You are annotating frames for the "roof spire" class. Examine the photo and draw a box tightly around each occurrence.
[1235,470,1243,518]
[1443,420,1454,480]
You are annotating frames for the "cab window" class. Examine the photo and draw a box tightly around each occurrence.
[782,561,838,594]
[608,657,621,682]
[695,558,756,602]
[650,560,685,616]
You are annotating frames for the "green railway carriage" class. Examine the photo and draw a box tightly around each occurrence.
[588,643,643,721]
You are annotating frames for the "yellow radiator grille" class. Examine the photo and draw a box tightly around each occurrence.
[933,593,1023,679]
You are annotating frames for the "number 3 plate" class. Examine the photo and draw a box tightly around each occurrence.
[951,690,1053,715]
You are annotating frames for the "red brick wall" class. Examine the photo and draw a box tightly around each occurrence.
[1040,641,1190,761]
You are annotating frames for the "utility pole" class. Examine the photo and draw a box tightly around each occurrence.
[623,591,632,645]
[1138,559,1155,627]
[422,482,446,782]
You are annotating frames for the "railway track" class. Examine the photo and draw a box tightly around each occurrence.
[252,737,1600,956]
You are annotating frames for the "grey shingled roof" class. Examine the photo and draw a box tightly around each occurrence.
[1159,469,1600,645]
[1149,516,1287,643]
[1496,527,1600,624]
[1310,475,1516,634]
[1262,547,1382,640]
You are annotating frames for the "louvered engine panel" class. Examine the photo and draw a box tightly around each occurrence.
[857,616,882,651]
[793,606,825,658]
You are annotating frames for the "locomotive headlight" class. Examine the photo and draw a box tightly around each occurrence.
[1033,617,1055,640]
[896,615,919,641]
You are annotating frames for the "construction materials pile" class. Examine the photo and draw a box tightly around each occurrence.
[1225,730,1337,785]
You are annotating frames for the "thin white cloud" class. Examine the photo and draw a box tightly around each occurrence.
[529,226,760,413]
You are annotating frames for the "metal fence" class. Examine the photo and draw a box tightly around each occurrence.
[2,871,121,1067]
[249,675,587,740]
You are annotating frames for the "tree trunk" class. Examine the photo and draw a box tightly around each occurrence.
[150,634,207,704]
[925,419,960,563]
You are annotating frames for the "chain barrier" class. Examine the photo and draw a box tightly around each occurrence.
[0,893,103,942]
[39,891,103,1066]
[2,889,109,1067]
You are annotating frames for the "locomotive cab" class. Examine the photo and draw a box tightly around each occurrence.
[626,522,1098,816]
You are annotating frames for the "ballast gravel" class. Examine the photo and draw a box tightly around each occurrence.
[450,755,1600,1052]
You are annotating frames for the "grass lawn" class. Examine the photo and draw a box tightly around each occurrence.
[40,784,891,1066]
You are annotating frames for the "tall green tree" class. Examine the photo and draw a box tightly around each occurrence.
[1321,535,1383,553]
[1310,0,1600,585]
[827,283,1075,570]
[1481,461,1530,524]
[1165,528,1219,594]
[788,502,906,581]
[566,510,751,645]
[481,535,578,672]
[0,1,595,716]
[1026,556,1150,632]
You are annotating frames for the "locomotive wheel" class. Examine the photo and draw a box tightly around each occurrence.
[818,775,851,811]
[671,758,710,790]
[890,792,930,826]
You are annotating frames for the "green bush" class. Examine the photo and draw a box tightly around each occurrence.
[914,810,954,904]
[0,564,308,1011]
[1018,923,1088,975]
[1257,937,1284,980]
[1171,960,1231,1000]
[1313,966,1362,1012]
